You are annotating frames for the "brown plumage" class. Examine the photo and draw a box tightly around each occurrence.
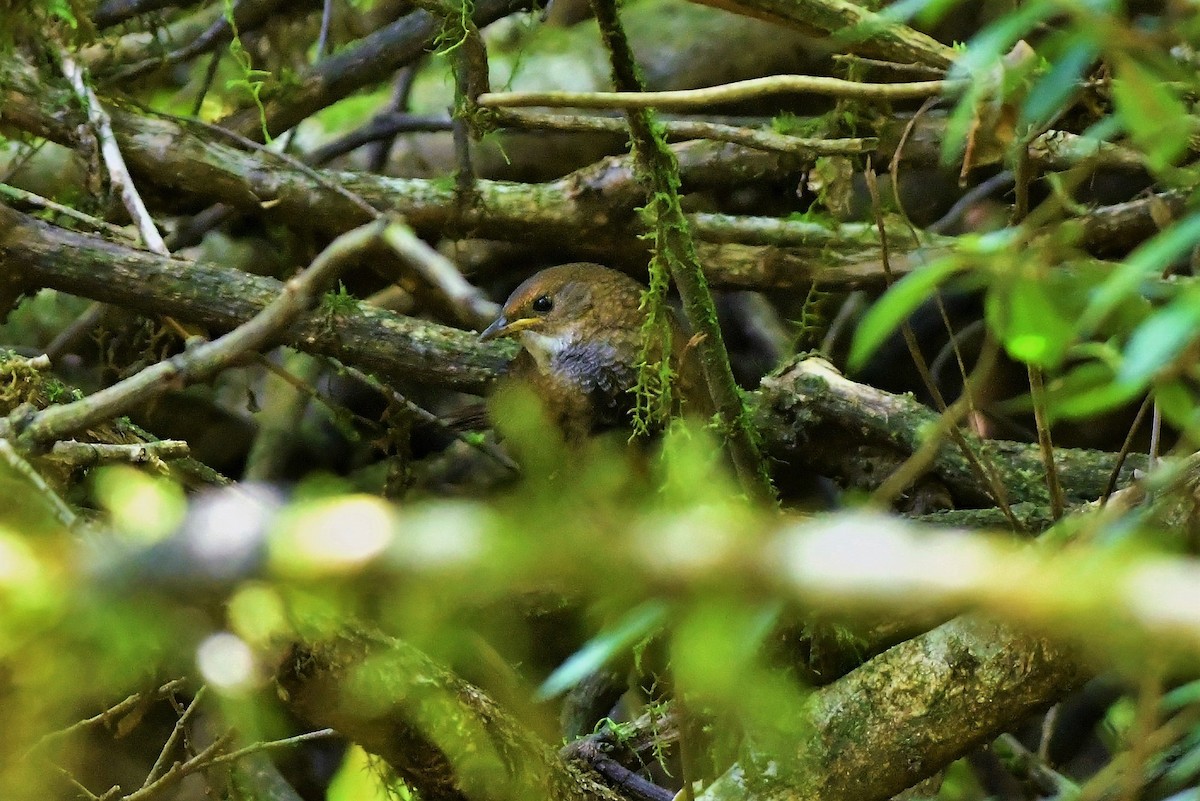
[480,264,709,441]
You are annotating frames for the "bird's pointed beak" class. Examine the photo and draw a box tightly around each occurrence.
[479,315,540,342]
[479,315,508,342]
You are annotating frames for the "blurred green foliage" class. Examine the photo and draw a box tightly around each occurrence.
[7,0,1200,799]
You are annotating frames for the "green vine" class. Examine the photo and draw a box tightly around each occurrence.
[222,0,272,142]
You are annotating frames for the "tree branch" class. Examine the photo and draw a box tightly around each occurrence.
[701,616,1084,801]
[757,357,1148,507]
[687,0,956,69]
[218,0,531,140]
[0,209,1147,502]
[0,218,394,447]
[280,628,626,801]
[0,204,509,394]
[477,75,964,110]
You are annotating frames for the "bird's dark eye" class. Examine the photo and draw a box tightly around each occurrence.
[531,295,553,313]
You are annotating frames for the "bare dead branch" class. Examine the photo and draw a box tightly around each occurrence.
[477,75,965,111]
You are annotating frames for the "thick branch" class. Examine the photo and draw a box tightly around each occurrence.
[0,220,397,447]
[280,629,625,801]
[687,0,956,69]
[703,615,1084,801]
[0,57,1160,288]
[757,357,1147,506]
[0,204,508,394]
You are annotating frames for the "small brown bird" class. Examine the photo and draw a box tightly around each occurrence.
[480,264,708,441]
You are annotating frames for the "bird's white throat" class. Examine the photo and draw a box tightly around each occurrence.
[519,330,572,374]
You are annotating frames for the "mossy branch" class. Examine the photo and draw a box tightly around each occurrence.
[0,205,1143,503]
[280,628,625,801]
[688,0,957,69]
[0,220,393,449]
[588,0,775,504]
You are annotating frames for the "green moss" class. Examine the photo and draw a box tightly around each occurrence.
[431,0,475,56]
[319,283,358,336]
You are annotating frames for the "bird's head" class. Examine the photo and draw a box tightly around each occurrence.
[479,265,646,368]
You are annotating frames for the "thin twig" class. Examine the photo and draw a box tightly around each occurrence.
[888,96,937,234]
[1038,704,1059,763]
[101,0,286,83]
[0,439,79,528]
[1150,402,1162,470]
[380,223,498,328]
[118,732,232,801]
[174,114,497,326]
[58,48,190,340]
[281,0,337,153]
[337,360,518,473]
[994,733,1076,796]
[1028,365,1066,519]
[51,763,105,801]
[45,303,108,362]
[477,75,966,111]
[863,164,1020,524]
[30,679,188,753]
[245,352,331,482]
[880,116,1022,522]
[831,54,947,77]
[254,353,383,434]
[206,728,339,766]
[489,108,877,156]
[1121,666,1163,801]
[365,66,420,172]
[59,51,168,256]
[50,439,190,470]
[927,171,1015,234]
[0,139,48,185]
[190,49,224,118]
[1101,394,1153,504]
[178,115,381,219]
[0,183,136,241]
[869,339,999,507]
[309,113,451,165]
[144,687,207,786]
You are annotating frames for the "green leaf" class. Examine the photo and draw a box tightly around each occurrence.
[537,600,669,700]
[985,273,1076,368]
[876,0,957,26]
[1020,38,1098,130]
[1152,378,1197,432]
[848,256,965,370]
[950,1,1049,79]
[1111,55,1192,173]
[1117,287,1200,386]
[1162,679,1200,712]
[1045,361,1141,421]
[1079,212,1200,334]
